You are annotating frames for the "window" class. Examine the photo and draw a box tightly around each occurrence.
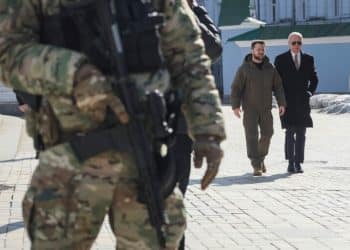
[308,0,326,20]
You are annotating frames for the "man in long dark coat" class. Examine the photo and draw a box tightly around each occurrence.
[275,32,319,173]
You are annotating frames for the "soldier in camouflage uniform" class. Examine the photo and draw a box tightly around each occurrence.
[0,0,226,249]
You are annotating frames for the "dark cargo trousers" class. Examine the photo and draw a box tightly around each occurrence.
[174,134,193,250]
[243,110,274,168]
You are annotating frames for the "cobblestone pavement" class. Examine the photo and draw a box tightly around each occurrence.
[0,107,350,249]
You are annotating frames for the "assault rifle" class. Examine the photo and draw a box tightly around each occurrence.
[98,1,170,247]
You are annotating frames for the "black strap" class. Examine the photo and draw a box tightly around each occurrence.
[67,126,131,162]
[14,90,42,111]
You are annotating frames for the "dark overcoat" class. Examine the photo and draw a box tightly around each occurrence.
[274,51,318,128]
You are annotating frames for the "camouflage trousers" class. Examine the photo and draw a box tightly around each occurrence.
[22,143,186,250]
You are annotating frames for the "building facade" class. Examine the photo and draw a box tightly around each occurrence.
[251,0,350,24]
[219,1,350,96]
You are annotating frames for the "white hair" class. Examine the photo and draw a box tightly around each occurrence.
[288,32,303,43]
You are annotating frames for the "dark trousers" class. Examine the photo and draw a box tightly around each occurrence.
[243,110,273,167]
[285,126,306,163]
[174,134,193,250]
[174,134,193,194]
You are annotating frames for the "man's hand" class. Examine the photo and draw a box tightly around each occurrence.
[279,106,285,116]
[73,64,129,124]
[18,104,30,113]
[193,135,223,190]
[233,108,242,118]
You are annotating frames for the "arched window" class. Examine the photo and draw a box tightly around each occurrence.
[340,0,350,18]
[308,0,326,20]
[277,0,291,23]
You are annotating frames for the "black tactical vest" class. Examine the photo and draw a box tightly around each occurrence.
[40,0,164,75]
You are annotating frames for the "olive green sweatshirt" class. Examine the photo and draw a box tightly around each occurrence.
[231,54,286,112]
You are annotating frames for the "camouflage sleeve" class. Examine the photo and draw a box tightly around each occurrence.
[160,0,226,141]
[0,1,87,96]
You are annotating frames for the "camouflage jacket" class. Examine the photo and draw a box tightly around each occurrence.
[0,0,226,141]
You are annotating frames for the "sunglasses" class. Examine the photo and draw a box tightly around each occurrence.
[291,41,302,46]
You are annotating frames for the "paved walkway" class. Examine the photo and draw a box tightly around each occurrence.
[0,107,350,249]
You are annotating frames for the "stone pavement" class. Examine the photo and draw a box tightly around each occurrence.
[0,107,350,249]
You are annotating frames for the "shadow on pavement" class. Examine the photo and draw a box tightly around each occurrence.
[190,173,291,186]
[0,184,13,191]
[0,157,35,163]
[0,221,24,234]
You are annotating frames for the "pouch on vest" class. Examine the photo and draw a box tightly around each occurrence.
[39,0,164,75]
[38,99,60,147]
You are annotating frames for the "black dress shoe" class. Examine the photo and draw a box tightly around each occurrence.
[287,162,295,173]
[295,163,304,173]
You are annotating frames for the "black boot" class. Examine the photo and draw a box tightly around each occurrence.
[295,162,304,173]
[179,235,185,250]
[287,160,295,173]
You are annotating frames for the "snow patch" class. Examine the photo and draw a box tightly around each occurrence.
[310,94,350,114]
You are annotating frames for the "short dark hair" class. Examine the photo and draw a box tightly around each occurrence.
[251,40,265,49]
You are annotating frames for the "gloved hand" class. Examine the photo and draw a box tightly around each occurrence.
[73,64,129,124]
[193,135,223,190]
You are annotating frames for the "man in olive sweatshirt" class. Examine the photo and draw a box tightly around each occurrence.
[231,40,286,176]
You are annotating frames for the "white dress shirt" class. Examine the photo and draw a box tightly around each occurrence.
[291,51,301,69]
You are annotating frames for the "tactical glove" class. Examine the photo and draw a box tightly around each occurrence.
[73,64,129,124]
[193,135,223,190]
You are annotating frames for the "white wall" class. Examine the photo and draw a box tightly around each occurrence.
[222,35,350,96]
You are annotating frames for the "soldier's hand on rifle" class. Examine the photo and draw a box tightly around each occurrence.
[73,64,129,124]
[193,135,223,190]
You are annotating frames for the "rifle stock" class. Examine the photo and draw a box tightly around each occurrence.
[100,1,167,247]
